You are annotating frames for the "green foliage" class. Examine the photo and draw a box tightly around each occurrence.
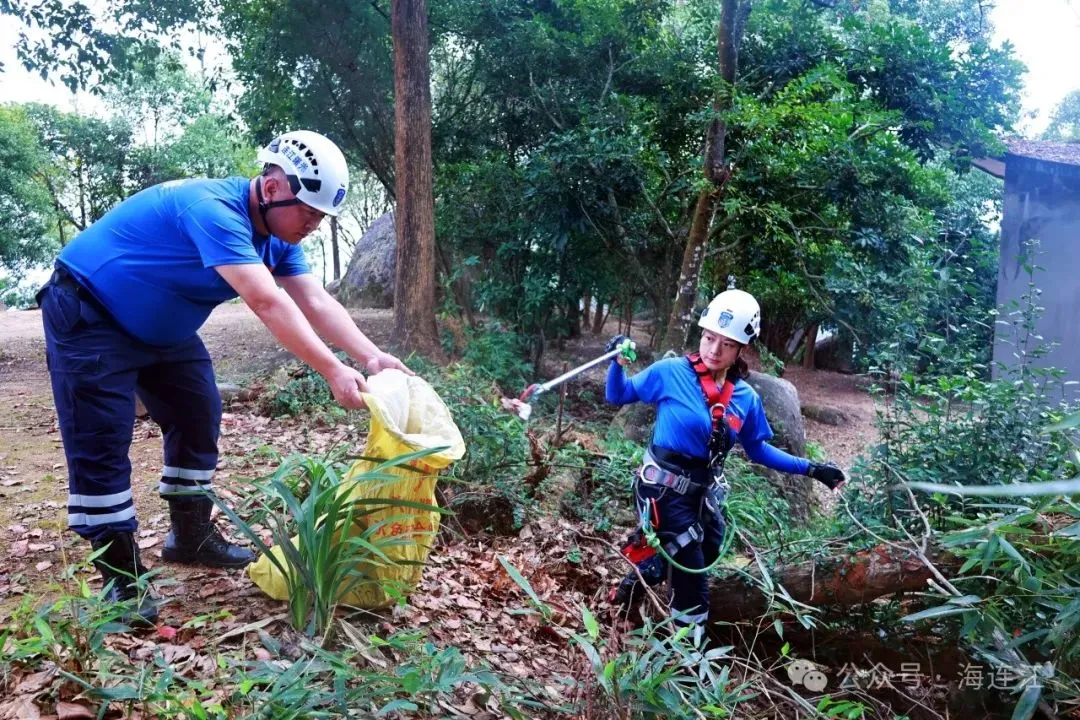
[1,576,533,718]
[850,261,1080,710]
[269,372,340,419]
[571,609,752,718]
[559,431,643,533]
[0,104,60,275]
[212,451,446,636]
[1042,90,1080,142]
[407,355,534,532]
[216,0,394,180]
[499,561,754,717]
[444,321,532,395]
[816,696,869,719]
[757,345,785,377]
[861,252,1077,527]
[25,103,135,229]
[0,0,1026,368]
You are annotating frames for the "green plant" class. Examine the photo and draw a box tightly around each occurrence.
[817,696,869,719]
[2,582,538,718]
[557,431,642,533]
[212,449,447,637]
[758,345,785,377]
[449,322,532,395]
[804,441,828,464]
[852,253,1080,716]
[572,607,754,718]
[269,372,341,418]
[406,356,535,532]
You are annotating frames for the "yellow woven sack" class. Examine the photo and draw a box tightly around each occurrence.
[247,369,465,608]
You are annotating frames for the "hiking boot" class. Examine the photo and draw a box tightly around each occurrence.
[609,555,667,608]
[161,496,255,569]
[90,532,159,626]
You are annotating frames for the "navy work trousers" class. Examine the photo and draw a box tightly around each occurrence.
[39,268,222,542]
[634,479,725,627]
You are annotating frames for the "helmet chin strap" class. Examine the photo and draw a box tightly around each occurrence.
[255,176,302,236]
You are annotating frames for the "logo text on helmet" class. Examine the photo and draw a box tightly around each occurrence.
[281,145,309,173]
[718,310,734,329]
[333,188,346,207]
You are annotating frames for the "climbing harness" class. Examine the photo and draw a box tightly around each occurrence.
[625,353,739,575]
[634,476,732,575]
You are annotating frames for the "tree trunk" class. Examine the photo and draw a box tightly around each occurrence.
[566,299,582,339]
[592,300,609,335]
[320,233,328,286]
[803,323,819,369]
[582,293,592,329]
[391,0,443,359]
[77,157,87,230]
[660,0,752,353]
[707,542,962,623]
[331,216,342,281]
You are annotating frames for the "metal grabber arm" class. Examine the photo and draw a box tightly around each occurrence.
[515,339,637,420]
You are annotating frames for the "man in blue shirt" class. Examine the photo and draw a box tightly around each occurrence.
[37,130,408,624]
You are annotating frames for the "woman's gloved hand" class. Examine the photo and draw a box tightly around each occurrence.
[605,335,636,366]
[807,462,846,491]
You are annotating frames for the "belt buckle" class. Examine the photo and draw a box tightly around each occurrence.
[639,462,663,485]
[672,474,690,494]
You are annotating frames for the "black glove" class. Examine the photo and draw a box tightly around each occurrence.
[807,462,846,490]
[605,334,630,353]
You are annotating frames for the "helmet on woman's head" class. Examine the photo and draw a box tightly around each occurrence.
[698,289,760,344]
[256,130,349,216]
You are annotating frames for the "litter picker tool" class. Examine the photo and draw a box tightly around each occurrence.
[516,339,636,420]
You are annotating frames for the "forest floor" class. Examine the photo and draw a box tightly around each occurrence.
[0,304,902,719]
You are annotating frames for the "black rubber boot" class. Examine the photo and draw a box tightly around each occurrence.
[610,555,667,608]
[161,496,255,569]
[90,532,159,626]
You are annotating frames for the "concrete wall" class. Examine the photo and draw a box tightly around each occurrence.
[993,153,1080,393]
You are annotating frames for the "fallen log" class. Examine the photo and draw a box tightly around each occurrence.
[709,542,962,622]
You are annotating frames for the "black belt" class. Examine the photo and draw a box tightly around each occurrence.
[646,444,714,487]
[40,265,112,319]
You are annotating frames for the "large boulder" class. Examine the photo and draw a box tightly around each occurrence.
[745,370,805,456]
[744,370,813,522]
[335,211,396,308]
[814,332,855,373]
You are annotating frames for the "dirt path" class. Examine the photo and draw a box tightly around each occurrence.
[783,364,878,472]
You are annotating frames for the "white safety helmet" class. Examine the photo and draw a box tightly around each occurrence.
[698,289,761,344]
[256,130,350,216]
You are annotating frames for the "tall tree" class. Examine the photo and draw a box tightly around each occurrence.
[661,0,752,353]
[24,105,133,232]
[1043,90,1080,142]
[0,104,58,274]
[392,0,442,358]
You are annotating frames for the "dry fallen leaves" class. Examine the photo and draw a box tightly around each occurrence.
[55,701,95,720]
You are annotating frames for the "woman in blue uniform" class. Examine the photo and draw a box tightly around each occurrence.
[606,289,845,630]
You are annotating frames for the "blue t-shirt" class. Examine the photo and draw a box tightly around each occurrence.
[606,357,809,474]
[57,177,310,346]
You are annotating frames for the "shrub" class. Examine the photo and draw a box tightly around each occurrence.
[269,372,339,417]
[850,256,1080,714]
[407,356,535,532]
[443,321,532,395]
